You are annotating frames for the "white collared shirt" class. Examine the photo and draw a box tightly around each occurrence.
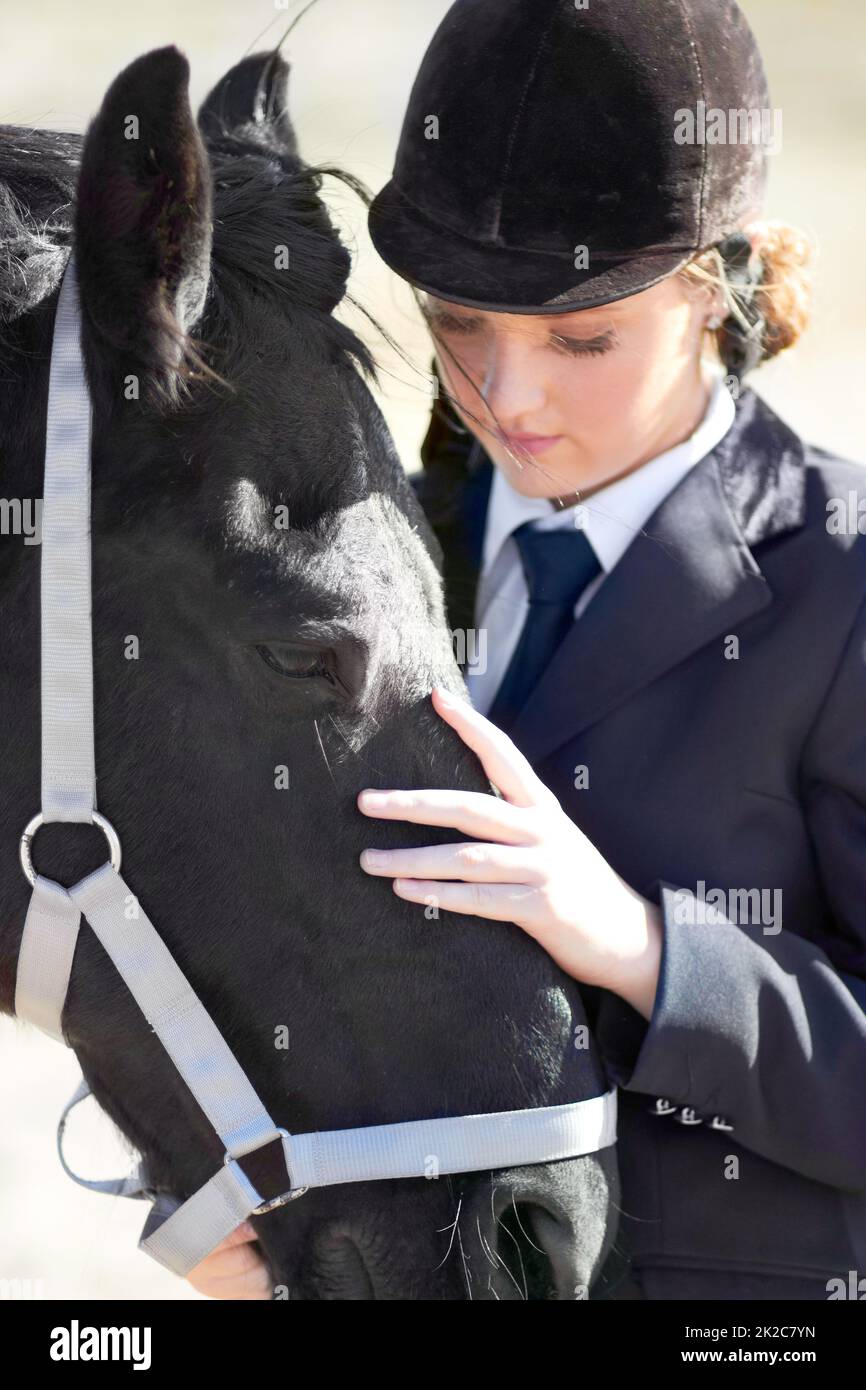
[465,367,737,715]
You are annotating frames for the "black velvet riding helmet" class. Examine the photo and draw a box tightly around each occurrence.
[368,0,772,317]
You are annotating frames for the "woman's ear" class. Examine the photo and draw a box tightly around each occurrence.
[677,269,725,337]
[74,46,213,401]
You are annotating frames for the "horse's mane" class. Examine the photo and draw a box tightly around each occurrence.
[0,127,79,323]
[0,122,374,379]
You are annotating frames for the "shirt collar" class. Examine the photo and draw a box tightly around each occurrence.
[482,366,736,576]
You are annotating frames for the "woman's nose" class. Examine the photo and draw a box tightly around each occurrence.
[480,333,547,421]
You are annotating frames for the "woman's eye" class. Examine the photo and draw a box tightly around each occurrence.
[551,334,614,357]
[429,312,478,336]
[256,644,334,681]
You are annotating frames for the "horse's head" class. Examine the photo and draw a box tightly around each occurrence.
[0,46,618,1299]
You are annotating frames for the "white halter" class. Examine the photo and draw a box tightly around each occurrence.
[14,252,617,1279]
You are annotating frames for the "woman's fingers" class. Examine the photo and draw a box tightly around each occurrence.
[358,787,538,845]
[356,689,560,840]
[220,1221,259,1247]
[429,685,557,808]
[185,1224,272,1301]
[361,840,543,884]
[392,876,539,922]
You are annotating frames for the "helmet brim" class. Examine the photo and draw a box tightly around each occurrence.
[369,178,695,315]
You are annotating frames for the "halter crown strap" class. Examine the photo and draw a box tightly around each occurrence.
[40,252,97,821]
[14,251,617,1281]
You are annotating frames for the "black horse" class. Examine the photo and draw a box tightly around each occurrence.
[0,46,618,1299]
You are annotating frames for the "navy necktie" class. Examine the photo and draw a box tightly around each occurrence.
[486,521,601,736]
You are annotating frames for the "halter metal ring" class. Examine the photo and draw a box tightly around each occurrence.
[224,1127,309,1213]
[19,810,122,888]
[251,1184,310,1215]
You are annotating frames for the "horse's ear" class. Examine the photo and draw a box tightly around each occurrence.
[74,46,212,403]
[198,50,299,157]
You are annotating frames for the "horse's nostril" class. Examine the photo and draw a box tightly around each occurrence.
[495,1202,560,1300]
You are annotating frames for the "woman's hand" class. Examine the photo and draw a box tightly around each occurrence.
[185,1223,271,1300]
[358,685,663,1019]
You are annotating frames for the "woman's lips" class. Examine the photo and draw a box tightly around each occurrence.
[498,431,565,457]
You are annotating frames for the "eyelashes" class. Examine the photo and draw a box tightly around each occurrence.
[255,643,335,682]
[426,311,478,335]
[550,333,615,358]
[427,314,616,358]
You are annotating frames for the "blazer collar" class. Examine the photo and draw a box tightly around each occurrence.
[455,386,809,763]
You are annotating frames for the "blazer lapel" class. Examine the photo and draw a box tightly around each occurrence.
[507,454,773,762]
[437,387,808,766]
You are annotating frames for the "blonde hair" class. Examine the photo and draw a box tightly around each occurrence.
[680,220,814,373]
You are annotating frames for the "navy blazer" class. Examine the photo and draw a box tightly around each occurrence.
[410,385,866,1300]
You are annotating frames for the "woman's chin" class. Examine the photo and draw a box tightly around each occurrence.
[492,447,588,502]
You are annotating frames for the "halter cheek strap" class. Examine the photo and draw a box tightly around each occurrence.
[13,252,617,1280]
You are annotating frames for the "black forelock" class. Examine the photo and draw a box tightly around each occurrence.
[203,140,375,383]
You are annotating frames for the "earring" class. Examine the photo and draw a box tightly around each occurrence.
[707,314,723,330]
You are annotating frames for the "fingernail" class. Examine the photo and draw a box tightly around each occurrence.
[359,790,387,808]
[361,849,386,867]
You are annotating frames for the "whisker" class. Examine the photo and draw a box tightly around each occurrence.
[509,1199,544,1254]
[455,1222,474,1301]
[326,712,388,778]
[432,1196,463,1272]
[476,1214,500,1271]
[493,1216,528,1301]
[313,717,339,791]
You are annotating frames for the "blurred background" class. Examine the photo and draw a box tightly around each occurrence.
[1,0,863,1300]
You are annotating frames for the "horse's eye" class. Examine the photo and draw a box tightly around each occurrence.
[255,644,333,680]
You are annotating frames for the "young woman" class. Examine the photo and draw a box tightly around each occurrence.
[188,0,866,1300]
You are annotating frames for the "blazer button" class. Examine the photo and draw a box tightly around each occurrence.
[675,1106,704,1125]
[649,1097,678,1116]
[710,1115,734,1132]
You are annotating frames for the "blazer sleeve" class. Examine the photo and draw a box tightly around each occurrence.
[592,592,866,1194]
